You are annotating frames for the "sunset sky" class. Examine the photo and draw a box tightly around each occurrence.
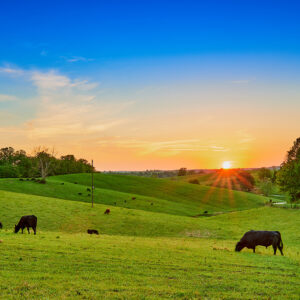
[1,1,300,170]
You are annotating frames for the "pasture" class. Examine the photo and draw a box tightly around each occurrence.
[0,174,299,299]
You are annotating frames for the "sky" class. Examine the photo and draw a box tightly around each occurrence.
[1,0,300,170]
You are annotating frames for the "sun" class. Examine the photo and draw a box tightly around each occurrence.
[222,161,232,169]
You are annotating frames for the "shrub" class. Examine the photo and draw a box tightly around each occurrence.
[189,179,199,184]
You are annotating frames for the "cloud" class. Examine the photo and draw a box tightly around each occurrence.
[236,130,255,144]
[0,65,132,147]
[96,138,229,156]
[0,94,17,102]
[210,146,229,152]
[62,56,94,63]
[31,71,71,90]
[30,70,98,91]
[0,66,24,76]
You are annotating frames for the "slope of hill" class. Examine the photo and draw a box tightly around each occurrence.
[46,173,266,213]
[0,189,299,243]
[170,170,255,191]
[0,189,299,299]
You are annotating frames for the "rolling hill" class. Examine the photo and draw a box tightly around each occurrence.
[0,174,299,299]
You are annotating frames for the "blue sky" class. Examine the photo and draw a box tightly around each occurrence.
[1,1,300,169]
[1,1,300,65]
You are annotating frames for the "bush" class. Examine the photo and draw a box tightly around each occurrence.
[188,179,199,185]
[0,165,20,178]
[178,168,187,176]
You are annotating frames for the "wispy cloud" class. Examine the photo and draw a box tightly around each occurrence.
[61,56,94,63]
[31,70,72,90]
[96,138,229,155]
[0,65,132,145]
[30,70,98,91]
[0,66,24,76]
[210,145,229,152]
[236,130,255,144]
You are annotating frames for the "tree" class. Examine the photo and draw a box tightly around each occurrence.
[33,147,56,180]
[0,164,19,178]
[277,137,300,204]
[257,168,272,181]
[0,147,15,164]
[236,170,255,192]
[178,168,187,176]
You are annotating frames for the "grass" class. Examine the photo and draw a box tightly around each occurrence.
[0,173,267,218]
[1,232,299,299]
[0,174,299,299]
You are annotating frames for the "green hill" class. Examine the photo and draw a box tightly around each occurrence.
[0,174,299,299]
[0,188,299,299]
[57,173,266,212]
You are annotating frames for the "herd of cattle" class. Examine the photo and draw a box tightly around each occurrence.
[0,214,284,255]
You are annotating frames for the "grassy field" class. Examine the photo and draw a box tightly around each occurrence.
[0,174,299,299]
[0,173,266,217]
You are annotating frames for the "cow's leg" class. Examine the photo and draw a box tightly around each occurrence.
[27,227,30,234]
[21,228,24,234]
[278,243,284,256]
[273,245,277,255]
[253,247,255,253]
[33,226,36,235]
[279,247,283,256]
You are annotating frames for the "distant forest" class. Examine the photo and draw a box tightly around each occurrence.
[0,147,94,179]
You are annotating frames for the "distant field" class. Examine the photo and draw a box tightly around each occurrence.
[0,174,266,217]
[0,174,299,299]
[169,171,247,190]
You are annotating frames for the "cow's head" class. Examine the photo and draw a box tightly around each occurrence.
[14,224,18,233]
[235,242,244,252]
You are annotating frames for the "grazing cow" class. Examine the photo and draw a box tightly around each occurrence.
[132,197,136,200]
[87,229,99,235]
[0,222,2,229]
[74,182,78,184]
[15,215,37,235]
[61,182,64,185]
[104,209,110,215]
[87,188,91,192]
[78,192,82,196]
[235,230,283,255]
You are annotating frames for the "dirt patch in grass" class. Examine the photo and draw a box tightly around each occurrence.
[183,230,212,238]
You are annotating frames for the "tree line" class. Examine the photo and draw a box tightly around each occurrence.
[277,137,300,204]
[0,147,94,179]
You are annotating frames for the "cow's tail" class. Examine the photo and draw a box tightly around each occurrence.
[275,231,283,249]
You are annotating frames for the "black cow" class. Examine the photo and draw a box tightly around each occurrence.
[14,215,37,235]
[104,208,110,215]
[87,229,99,235]
[0,222,2,229]
[235,230,283,255]
[87,188,91,192]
